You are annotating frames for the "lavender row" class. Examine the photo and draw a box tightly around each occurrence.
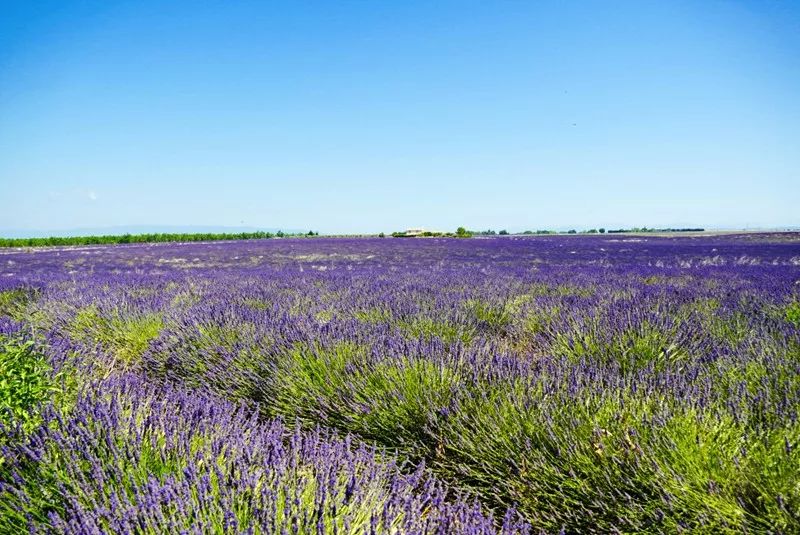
[0,374,528,534]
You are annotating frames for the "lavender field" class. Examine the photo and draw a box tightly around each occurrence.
[1,234,800,534]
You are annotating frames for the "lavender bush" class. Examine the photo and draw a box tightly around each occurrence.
[2,374,528,534]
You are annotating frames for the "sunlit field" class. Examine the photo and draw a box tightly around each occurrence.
[2,233,799,533]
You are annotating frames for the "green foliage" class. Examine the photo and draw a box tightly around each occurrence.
[785,300,800,327]
[465,299,511,335]
[314,309,334,323]
[455,227,472,238]
[518,304,561,339]
[270,342,363,425]
[689,300,753,348]
[0,338,56,435]
[399,317,474,345]
[550,319,690,374]
[392,231,448,238]
[271,343,460,455]
[354,307,392,324]
[143,320,268,402]
[355,359,458,447]
[69,307,163,372]
[0,288,37,320]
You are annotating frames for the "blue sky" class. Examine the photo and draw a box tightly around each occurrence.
[1,1,798,234]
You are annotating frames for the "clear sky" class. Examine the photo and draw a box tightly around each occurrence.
[1,1,798,234]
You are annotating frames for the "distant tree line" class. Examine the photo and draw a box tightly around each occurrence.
[605,227,705,234]
[0,230,319,248]
[391,231,447,238]
[388,226,705,238]
[517,227,704,235]
[467,229,511,236]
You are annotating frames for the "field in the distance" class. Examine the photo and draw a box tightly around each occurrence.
[2,233,800,533]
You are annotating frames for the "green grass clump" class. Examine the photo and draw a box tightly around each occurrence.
[242,297,271,310]
[354,307,392,324]
[270,341,362,426]
[688,298,753,348]
[518,303,561,339]
[785,300,800,327]
[524,283,594,298]
[354,358,459,451]
[550,319,689,374]
[0,288,37,320]
[69,306,163,373]
[399,317,474,345]
[271,342,461,455]
[465,299,511,335]
[143,320,270,402]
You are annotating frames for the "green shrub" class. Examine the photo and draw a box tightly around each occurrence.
[399,317,474,345]
[465,299,511,335]
[0,337,56,436]
[271,343,461,455]
[270,342,367,429]
[548,317,690,374]
[354,307,392,324]
[786,301,800,327]
[69,307,163,372]
[354,358,459,451]
[0,288,37,320]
